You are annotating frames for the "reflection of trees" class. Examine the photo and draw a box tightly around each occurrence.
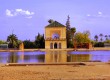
[67,54,91,62]
[7,52,19,63]
[0,55,4,63]
[24,55,31,61]
[6,51,91,63]
[36,54,45,62]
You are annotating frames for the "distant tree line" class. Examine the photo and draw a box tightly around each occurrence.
[0,33,45,49]
[94,34,110,47]
[0,40,7,44]
[23,33,45,49]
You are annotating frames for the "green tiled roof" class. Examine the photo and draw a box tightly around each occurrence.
[45,21,66,28]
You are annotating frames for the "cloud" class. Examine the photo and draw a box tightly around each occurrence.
[87,14,91,17]
[98,11,103,17]
[86,11,110,18]
[6,9,15,17]
[6,9,35,18]
[15,9,34,16]
[98,11,102,15]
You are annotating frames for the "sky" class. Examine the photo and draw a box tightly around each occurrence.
[0,0,110,41]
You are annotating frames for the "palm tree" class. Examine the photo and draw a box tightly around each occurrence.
[7,34,18,48]
[105,35,108,41]
[99,33,103,42]
[94,35,98,42]
[109,35,110,40]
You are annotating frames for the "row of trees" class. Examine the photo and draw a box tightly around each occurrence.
[23,33,45,49]
[94,34,110,47]
[0,40,7,44]
[0,33,45,49]
[94,34,110,42]
[6,31,91,49]
[2,31,107,49]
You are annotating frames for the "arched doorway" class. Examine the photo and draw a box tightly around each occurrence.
[50,43,53,49]
[54,43,57,49]
[59,43,61,49]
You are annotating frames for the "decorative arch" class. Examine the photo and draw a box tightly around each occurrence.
[52,33,60,39]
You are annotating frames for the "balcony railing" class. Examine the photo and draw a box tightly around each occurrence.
[45,38,66,41]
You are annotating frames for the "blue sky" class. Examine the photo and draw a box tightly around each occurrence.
[0,0,110,41]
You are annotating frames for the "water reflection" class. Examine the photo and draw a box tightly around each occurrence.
[45,51,91,62]
[67,54,91,62]
[20,52,24,63]
[0,52,9,63]
[45,51,67,63]
[0,50,110,63]
[7,52,19,63]
[6,51,45,63]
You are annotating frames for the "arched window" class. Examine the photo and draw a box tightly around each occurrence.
[59,43,61,49]
[52,33,59,39]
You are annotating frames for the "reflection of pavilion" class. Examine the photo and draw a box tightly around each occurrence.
[45,51,91,63]
[45,51,67,63]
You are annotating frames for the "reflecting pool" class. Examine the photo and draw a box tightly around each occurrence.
[0,50,110,63]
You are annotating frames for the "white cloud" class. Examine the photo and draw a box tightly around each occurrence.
[87,14,91,17]
[98,11,102,15]
[15,9,34,16]
[86,11,110,18]
[6,9,15,17]
[16,9,22,12]
[6,9,35,18]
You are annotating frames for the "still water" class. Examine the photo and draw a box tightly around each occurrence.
[0,50,110,63]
